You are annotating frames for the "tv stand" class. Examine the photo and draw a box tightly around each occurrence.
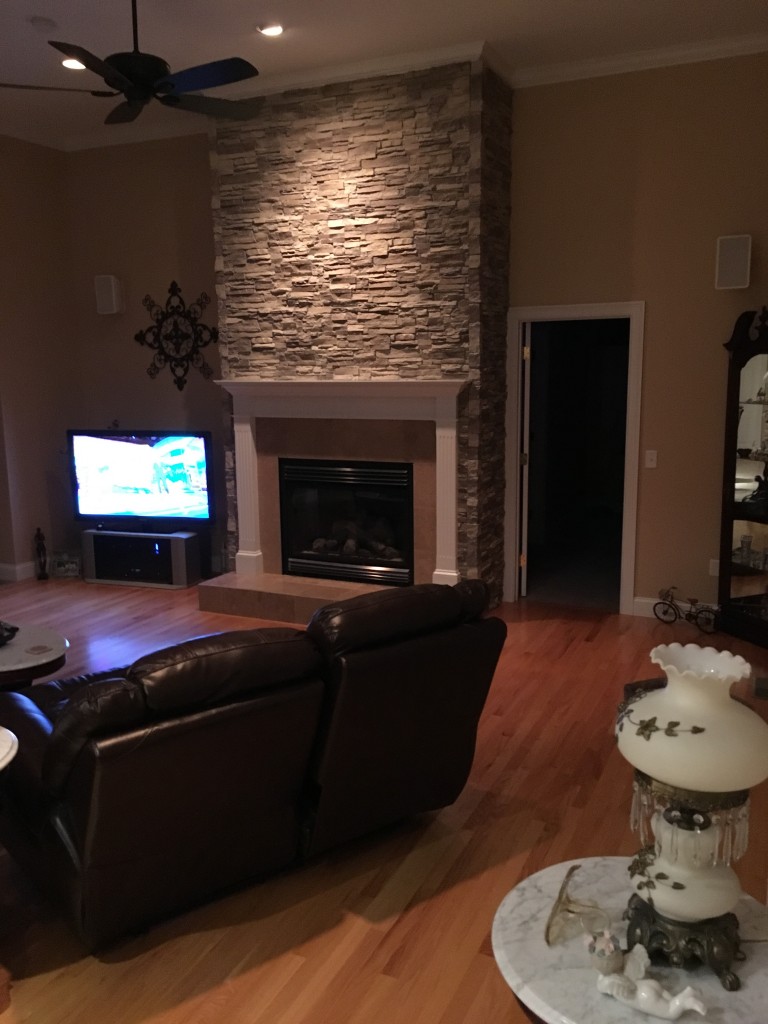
[82,529,201,589]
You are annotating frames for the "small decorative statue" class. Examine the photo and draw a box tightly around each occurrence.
[587,936,707,1020]
[34,527,48,580]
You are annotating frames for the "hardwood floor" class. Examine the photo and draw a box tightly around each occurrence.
[0,578,767,1023]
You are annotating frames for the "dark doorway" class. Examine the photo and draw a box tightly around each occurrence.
[525,318,630,611]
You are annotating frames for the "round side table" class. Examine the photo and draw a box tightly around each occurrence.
[0,625,69,689]
[0,726,18,771]
[492,856,768,1024]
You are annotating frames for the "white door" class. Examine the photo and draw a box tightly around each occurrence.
[519,324,531,597]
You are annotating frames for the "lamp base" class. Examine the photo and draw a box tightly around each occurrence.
[625,893,745,990]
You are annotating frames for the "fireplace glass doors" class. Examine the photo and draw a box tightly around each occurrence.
[279,458,414,586]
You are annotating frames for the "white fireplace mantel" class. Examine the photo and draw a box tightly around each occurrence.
[216,378,468,585]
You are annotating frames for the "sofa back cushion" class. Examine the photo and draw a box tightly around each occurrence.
[128,628,323,712]
[306,580,490,659]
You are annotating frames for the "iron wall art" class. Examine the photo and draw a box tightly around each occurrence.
[134,280,219,391]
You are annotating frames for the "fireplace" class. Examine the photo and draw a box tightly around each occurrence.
[215,378,466,585]
[279,458,414,586]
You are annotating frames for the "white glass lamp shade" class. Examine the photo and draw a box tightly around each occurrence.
[617,643,768,792]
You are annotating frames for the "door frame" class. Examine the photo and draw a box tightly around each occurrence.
[503,301,645,615]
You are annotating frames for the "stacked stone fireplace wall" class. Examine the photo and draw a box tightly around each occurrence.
[210,60,512,602]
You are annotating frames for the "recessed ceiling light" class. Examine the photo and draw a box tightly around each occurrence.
[258,24,283,37]
[62,58,86,70]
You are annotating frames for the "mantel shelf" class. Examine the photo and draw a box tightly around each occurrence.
[216,378,468,422]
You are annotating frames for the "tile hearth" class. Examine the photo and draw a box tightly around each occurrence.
[198,571,385,624]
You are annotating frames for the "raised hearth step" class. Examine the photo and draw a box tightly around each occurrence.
[198,571,385,623]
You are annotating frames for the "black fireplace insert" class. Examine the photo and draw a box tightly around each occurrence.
[279,458,414,586]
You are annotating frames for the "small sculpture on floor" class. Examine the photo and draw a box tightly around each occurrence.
[589,937,707,1020]
[34,527,48,580]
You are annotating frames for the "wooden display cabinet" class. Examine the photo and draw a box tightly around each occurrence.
[719,307,768,644]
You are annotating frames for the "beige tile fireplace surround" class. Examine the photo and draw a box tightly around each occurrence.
[199,379,466,620]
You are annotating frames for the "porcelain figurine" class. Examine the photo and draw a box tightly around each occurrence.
[593,942,707,1020]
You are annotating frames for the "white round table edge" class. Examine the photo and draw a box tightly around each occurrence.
[0,727,18,771]
[0,625,69,675]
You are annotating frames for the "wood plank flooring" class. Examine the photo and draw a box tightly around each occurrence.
[0,578,767,1024]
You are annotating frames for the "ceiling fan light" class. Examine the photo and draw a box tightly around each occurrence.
[258,24,283,37]
[62,58,86,70]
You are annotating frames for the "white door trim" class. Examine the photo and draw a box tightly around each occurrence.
[503,301,645,615]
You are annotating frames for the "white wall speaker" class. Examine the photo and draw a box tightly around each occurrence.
[94,274,123,314]
[715,235,751,290]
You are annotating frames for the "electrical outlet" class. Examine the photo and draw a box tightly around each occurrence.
[644,450,657,469]
[709,559,719,576]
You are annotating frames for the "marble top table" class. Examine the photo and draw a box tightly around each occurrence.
[492,856,768,1024]
[0,625,69,688]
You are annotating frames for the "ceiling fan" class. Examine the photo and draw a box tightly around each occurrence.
[0,0,260,124]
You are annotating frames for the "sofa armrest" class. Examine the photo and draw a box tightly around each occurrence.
[19,668,130,720]
[43,678,147,794]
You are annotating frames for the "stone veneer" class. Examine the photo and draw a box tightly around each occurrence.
[210,59,512,603]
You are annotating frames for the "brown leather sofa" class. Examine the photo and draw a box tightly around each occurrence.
[0,581,506,949]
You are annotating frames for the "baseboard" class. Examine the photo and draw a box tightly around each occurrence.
[0,561,35,582]
[633,596,657,618]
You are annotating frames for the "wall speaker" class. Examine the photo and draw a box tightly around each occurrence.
[94,274,123,314]
[715,235,751,290]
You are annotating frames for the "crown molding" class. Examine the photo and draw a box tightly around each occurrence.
[44,33,768,151]
[228,42,485,99]
[511,32,768,88]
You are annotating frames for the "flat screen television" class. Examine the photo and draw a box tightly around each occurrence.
[67,429,215,531]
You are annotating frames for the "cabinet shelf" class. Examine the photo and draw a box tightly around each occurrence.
[730,505,768,525]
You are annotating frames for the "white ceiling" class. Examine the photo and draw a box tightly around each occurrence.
[2,0,768,151]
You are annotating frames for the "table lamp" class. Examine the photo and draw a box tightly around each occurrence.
[616,642,768,990]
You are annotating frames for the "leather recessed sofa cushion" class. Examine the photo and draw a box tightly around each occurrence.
[129,628,323,712]
[306,581,480,657]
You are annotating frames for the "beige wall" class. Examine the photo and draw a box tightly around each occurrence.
[0,136,76,570]
[509,53,768,602]
[62,135,225,556]
[0,133,227,573]
[4,50,768,601]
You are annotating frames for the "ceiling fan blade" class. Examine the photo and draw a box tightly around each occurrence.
[104,99,146,124]
[0,81,101,94]
[154,57,258,95]
[49,41,134,92]
[158,93,262,119]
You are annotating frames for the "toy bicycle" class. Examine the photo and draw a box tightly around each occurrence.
[653,586,718,634]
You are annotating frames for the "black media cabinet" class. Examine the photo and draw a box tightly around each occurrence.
[82,529,201,589]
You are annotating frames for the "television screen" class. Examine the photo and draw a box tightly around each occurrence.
[67,430,214,524]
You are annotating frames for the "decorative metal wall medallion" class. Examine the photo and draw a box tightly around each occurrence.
[134,280,218,390]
